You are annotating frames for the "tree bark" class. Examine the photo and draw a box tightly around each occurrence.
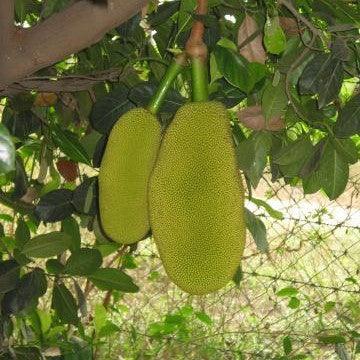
[0,0,148,91]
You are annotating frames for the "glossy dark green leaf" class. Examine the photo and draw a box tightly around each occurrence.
[245,209,268,253]
[0,260,20,293]
[12,155,28,199]
[35,189,75,222]
[65,248,102,276]
[52,283,78,325]
[129,82,185,114]
[273,137,313,166]
[0,124,16,174]
[14,219,30,250]
[237,132,272,187]
[262,81,288,121]
[214,45,262,93]
[72,177,98,216]
[148,0,180,27]
[2,268,47,315]
[46,258,65,275]
[88,268,139,293]
[51,124,91,165]
[335,94,360,138]
[210,79,246,108]
[61,217,81,252]
[316,140,349,199]
[22,232,71,258]
[333,138,358,164]
[90,84,134,134]
[299,53,343,108]
[3,109,41,140]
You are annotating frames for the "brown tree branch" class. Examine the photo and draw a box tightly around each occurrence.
[0,0,149,90]
[0,0,14,40]
[0,67,134,97]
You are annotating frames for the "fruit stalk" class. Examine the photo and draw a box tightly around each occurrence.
[147,53,187,115]
[185,0,209,102]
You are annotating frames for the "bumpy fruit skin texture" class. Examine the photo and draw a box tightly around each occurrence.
[99,108,161,244]
[149,102,246,295]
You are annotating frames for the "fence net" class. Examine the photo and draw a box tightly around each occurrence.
[112,166,360,360]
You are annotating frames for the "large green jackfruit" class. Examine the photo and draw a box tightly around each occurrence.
[149,101,246,295]
[99,108,161,244]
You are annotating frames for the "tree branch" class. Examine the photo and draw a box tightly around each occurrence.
[0,67,134,97]
[0,0,14,41]
[0,0,149,90]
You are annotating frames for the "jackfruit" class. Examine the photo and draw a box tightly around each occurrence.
[99,108,162,244]
[149,101,246,295]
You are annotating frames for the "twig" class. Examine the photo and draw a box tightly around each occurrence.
[278,0,322,37]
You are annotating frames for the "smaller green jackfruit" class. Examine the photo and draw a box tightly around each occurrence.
[99,108,161,244]
[149,101,246,295]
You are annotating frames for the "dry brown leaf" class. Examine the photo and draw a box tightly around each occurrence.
[238,15,267,64]
[238,105,285,131]
[34,92,58,107]
[279,17,302,36]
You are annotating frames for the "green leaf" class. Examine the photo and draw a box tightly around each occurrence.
[195,311,212,325]
[299,53,343,108]
[333,138,358,164]
[264,17,286,55]
[232,265,243,286]
[245,209,268,253]
[335,94,360,138]
[250,198,284,220]
[61,217,81,252]
[35,189,74,222]
[52,283,78,325]
[0,260,20,293]
[237,132,272,187]
[94,303,107,335]
[273,137,313,166]
[262,81,288,121]
[318,334,346,344]
[15,219,30,250]
[283,336,292,355]
[214,45,263,93]
[318,141,349,199]
[288,296,300,309]
[22,232,71,258]
[276,287,298,297]
[65,248,102,276]
[0,124,16,174]
[46,259,65,275]
[88,268,139,293]
[90,84,134,134]
[51,124,91,165]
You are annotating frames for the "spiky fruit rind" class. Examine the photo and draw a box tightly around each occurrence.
[149,101,246,295]
[99,108,161,244]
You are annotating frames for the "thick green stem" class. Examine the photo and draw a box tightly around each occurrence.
[191,57,209,102]
[147,54,187,115]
